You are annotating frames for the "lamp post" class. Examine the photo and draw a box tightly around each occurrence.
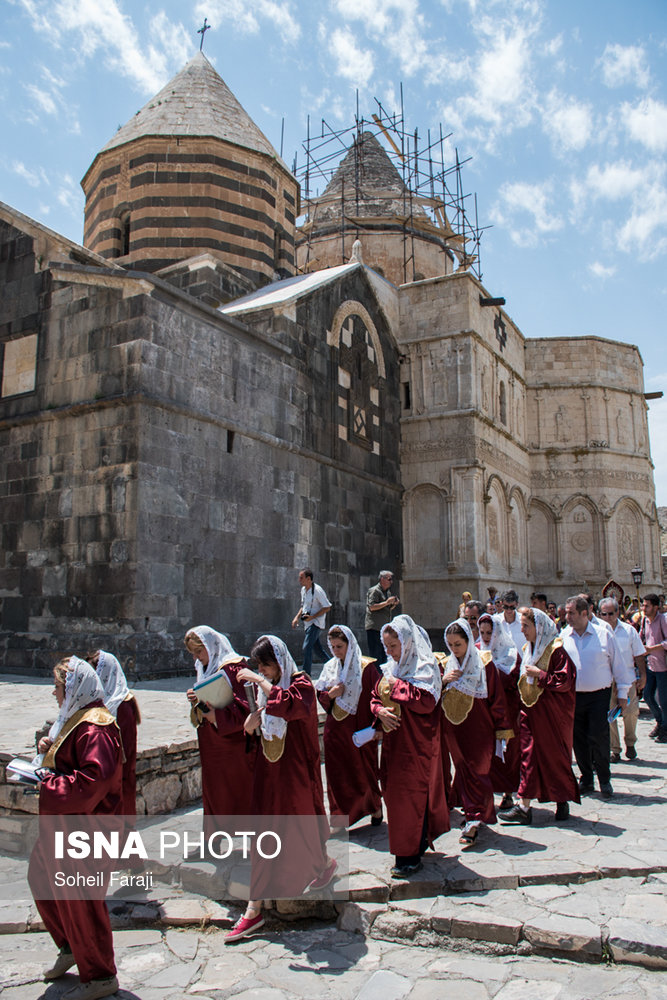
[631,565,644,611]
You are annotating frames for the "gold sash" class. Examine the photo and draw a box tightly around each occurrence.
[332,655,375,722]
[261,733,286,762]
[518,638,563,708]
[440,651,491,725]
[377,676,401,732]
[43,705,118,769]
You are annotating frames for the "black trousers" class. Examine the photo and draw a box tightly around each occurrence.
[366,629,385,663]
[573,687,611,786]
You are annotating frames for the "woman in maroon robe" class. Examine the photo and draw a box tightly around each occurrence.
[185,626,256,830]
[370,614,449,878]
[498,607,580,824]
[316,625,382,827]
[29,656,122,999]
[441,619,514,848]
[86,649,140,817]
[478,615,521,809]
[224,635,334,943]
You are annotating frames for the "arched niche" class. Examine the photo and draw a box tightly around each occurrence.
[508,488,528,576]
[485,477,507,574]
[561,496,601,582]
[612,498,645,573]
[528,500,556,579]
[404,484,447,571]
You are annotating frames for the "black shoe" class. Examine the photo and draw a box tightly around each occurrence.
[625,746,637,760]
[370,812,383,827]
[498,804,532,825]
[649,724,660,738]
[600,782,614,799]
[657,728,667,744]
[610,752,621,763]
[554,802,569,821]
[390,861,422,878]
[499,793,514,810]
[579,778,595,794]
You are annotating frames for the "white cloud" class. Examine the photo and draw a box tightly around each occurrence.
[57,173,81,213]
[13,161,47,187]
[588,262,616,279]
[491,180,563,247]
[542,89,593,152]
[585,161,647,201]
[329,28,375,88]
[333,0,428,78]
[24,82,58,115]
[621,97,667,153]
[20,0,192,94]
[194,0,300,44]
[617,179,667,259]
[600,43,650,89]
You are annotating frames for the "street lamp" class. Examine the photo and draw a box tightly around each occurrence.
[631,565,644,609]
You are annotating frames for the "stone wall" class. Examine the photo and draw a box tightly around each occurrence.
[0,214,402,674]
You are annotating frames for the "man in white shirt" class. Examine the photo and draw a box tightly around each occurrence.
[598,597,646,762]
[562,595,635,798]
[291,568,331,675]
[493,590,524,650]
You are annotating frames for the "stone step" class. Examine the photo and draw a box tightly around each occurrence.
[338,872,667,970]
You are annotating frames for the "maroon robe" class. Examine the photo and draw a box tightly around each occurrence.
[194,659,257,825]
[116,696,138,816]
[250,673,328,898]
[442,661,512,824]
[29,701,122,984]
[371,678,449,857]
[318,660,382,826]
[489,661,521,796]
[517,646,580,803]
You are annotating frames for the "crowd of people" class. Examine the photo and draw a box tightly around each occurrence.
[24,571,667,998]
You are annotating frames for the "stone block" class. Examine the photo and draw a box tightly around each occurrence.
[354,969,412,1000]
[449,905,523,945]
[523,913,601,956]
[337,901,385,934]
[141,774,181,815]
[370,910,426,940]
[607,917,667,969]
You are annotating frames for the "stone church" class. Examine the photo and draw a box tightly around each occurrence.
[0,53,661,674]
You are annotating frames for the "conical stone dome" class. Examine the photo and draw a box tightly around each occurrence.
[81,52,298,290]
[297,131,452,286]
[100,52,285,166]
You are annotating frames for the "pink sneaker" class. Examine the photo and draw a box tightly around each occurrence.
[308,857,338,891]
[224,912,265,943]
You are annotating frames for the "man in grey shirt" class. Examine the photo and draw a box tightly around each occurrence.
[365,571,400,662]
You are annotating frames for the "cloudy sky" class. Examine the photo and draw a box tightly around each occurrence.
[2,0,667,508]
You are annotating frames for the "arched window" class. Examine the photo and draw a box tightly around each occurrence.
[119,210,130,257]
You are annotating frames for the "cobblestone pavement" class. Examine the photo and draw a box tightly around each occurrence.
[0,920,666,1000]
[1,678,666,998]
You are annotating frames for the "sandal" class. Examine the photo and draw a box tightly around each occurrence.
[459,825,479,847]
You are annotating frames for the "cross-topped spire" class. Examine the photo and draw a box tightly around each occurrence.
[197,17,211,51]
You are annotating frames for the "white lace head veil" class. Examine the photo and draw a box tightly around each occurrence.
[254,635,298,742]
[443,618,488,699]
[94,650,129,717]
[187,626,236,683]
[381,614,441,702]
[49,655,106,743]
[316,624,363,715]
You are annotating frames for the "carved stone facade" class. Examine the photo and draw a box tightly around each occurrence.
[397,274,661,623]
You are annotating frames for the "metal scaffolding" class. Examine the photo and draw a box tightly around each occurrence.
[294,86,489,284]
